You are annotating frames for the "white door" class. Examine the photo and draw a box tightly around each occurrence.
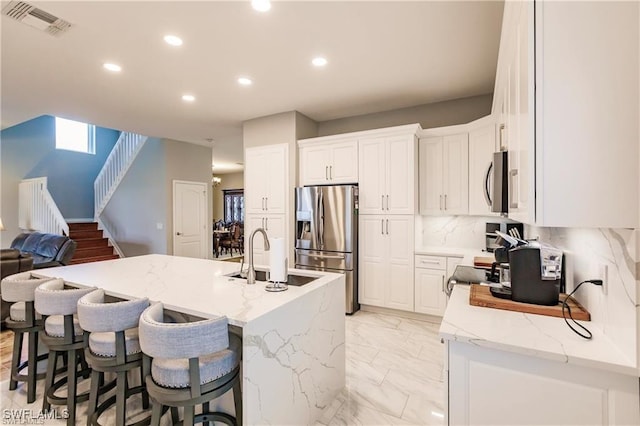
[329,140,359,184]
[173,180,208,258]
[358,138,386,214]
[359,215,386,307]
[384,215,414,311]
[443,133,469,215]
[469,125,497,216]
[414,269,446,316]
[300,145,330,186]
[386,135,415,215]
[419,137,444,215]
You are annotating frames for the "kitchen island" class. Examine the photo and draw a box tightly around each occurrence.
[35,254,346,425]
[440,286,639,425]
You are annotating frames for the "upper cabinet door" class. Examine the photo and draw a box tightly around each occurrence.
[358,137,386,214]
[245,147,268,214]
[264,144,287,214]
[419,137,444,215]
[468,124,498,216]
[443,134,469,215]
[386,135,416,215]
[300,145,331,186]
[329,140,358,184]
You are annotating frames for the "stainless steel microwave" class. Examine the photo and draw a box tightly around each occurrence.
[490,151,508,213]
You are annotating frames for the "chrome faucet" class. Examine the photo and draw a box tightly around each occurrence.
[246,227,270,284]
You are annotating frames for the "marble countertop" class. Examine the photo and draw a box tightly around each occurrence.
[415,246,493,262]
[34,254,342,327]
[440,286,638,376]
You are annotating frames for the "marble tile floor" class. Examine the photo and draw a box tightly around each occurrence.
[0,310,445,425]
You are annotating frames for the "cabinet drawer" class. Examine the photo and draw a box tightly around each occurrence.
[415,255,446,270]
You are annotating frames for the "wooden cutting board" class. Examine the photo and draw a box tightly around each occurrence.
[469,284,591,321]
[473,256,495,269]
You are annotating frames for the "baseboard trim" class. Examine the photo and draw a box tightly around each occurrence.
[360,304,442,324]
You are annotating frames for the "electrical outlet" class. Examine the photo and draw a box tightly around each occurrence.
[599,263,608,295]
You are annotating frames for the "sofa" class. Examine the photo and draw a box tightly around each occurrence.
[1,232,77,328]
[10,232,77,269]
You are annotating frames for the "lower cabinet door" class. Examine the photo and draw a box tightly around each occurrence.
[359,216,387,307]
[414,268,446,316]
[449,341,640,425]
[384,216,414,311]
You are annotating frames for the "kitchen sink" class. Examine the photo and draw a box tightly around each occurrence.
[226,270,317,286]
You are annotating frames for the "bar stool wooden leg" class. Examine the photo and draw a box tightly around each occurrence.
[140,367,150,410]
[42,350,57,412]
[150,402,163,426]
[184,405,195,425]
[26,331,38,403]
[171,407,180,424]
[87,369,101,426]
[115,371,127,426]
[233,379,242,426]
[9,331,24,391]
[202,402,211,426]
[66,348,78,426]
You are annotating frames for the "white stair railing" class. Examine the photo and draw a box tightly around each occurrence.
[94,132,148,218]
[19,177,69,236]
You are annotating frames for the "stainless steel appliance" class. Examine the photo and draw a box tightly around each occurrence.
[295,185,359,314]
[489,151,509,213]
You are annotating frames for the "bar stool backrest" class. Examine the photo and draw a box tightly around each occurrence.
[34,279,95,316]
[1,272,55,302]
[138,303,229,360]
[77,289,150,333]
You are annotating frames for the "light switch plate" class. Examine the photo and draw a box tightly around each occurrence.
[156,222,163,230]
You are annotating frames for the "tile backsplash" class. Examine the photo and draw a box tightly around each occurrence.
[418,215,638,366]
[525,226,637,365]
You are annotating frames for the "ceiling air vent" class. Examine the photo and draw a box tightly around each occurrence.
[2,1,72,36]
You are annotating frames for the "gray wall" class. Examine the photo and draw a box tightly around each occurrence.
[164,139,213,254]
[317,94,493,136]
[100,138,168,256]
[0,115,119,245]
[213,172,244,222]
[100,138,213,257]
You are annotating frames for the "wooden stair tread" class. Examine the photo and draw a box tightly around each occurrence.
[69,254,119,264]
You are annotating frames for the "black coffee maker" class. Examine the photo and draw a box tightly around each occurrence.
[509,242,564,306]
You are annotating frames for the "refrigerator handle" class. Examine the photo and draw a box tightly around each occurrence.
[318,189,325,248]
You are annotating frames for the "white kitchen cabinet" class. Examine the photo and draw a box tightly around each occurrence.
[244,214,285,266]
[468,124,499,216]
[359,134,416,215]
[359,215,414,311]
[414,255,461,316]
[245,144,287,215]
[448,341,640,426]
[419,134,469,215]
[492,1,639,227]
[299,139,358,185]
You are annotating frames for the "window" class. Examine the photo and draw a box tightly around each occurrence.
[55,117,96,154]
[223,190,244,223]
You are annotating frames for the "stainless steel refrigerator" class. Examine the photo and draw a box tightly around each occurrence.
[295,185,359,314]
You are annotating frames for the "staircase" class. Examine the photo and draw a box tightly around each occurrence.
[69,222,119,264]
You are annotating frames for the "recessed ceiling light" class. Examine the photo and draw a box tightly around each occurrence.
[251,0,271,12]
[182,94,195,102]
[164,35,183,46]
[312,57,328,67]
[103,63,122,72]
[237,77,253,86]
